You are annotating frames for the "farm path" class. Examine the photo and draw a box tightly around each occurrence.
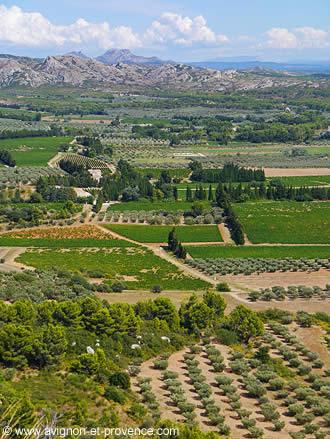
[218,223,233,244]
[0,247,33,272]
[47,152,64,168]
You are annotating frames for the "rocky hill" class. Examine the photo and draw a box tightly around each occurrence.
[96,49,166,65]
[0,53,323,91]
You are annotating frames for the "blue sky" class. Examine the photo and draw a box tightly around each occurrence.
[0,0,329,61]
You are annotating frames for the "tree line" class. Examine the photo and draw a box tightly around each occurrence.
[190,162,266,183]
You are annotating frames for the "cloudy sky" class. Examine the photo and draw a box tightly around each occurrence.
[0,0,329,61]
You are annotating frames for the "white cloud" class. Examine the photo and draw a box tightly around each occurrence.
[144,12,229,46]
[294,27,328,48]
[265,26,329,49]
[265,28,298,49]
[0,5,141,49]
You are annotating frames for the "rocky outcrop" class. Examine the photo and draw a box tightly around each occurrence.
[0,53,323,91]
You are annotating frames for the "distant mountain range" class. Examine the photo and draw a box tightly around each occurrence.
[190,58,330,74]
[0,50,328,90]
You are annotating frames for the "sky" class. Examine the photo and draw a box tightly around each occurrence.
[0,0,329,61]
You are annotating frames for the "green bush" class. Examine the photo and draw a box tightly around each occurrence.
[216,282,231,292]
[216,328,239,345]
[109,371,130,389]
[104,386,126,404]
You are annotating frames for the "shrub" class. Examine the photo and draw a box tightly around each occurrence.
[287,403,304,416]
[248,426,264,438]
[217,328,239,345]
[273,420,285,431]
[109,371,130,389]
[241,417,256,429]
[104,386,126,404]
[216,282,231,292]
[111,282,126,293]
[153,359,168,370]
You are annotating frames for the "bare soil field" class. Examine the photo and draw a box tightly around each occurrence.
[133,331,329,438]
[292,323,330,369]
[264,168,330,177]
[219,269,330,290]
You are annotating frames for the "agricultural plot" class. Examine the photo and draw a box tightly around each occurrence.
[233,201,330,244]
[248,285,330,302]
[0,225,131,248]
[104,225,223,243]
[0,136,72,166]
[135,325,330,437]
[187,245,330,259]
[59,153,110,170]
[188,257,330,276]
[268,175,330,187]
[0,166,64,185]
[108,200,197,212]
[17,247,209,290]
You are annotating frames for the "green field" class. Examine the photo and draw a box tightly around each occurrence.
[105,225,223,243]
[0,136,73,166]
[0,237,132,248]
[234,201,330,244]
[188,245,330,259]
[17,247,209,290]
[267,175,330,186]
[108,200,199,212]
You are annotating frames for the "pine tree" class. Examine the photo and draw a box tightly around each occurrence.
[173,187,178,201]
[186,186,193,202]
[208,184,214,201]
[167,228,178,251]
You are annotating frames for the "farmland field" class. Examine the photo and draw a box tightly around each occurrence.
[267,175,330,186]
[187,245,330,259]
[108,200,199,212]
[135,322,330,437]
[0,136,73,166]
[17,247,209,290]
[105,224,223,243]
[0,225,132,247]
[234,201,330,244]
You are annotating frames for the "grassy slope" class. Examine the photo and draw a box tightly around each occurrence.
[105,224,223,243]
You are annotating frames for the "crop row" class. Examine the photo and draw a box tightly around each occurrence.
[248,285,330,302]
[187,257,330,275]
